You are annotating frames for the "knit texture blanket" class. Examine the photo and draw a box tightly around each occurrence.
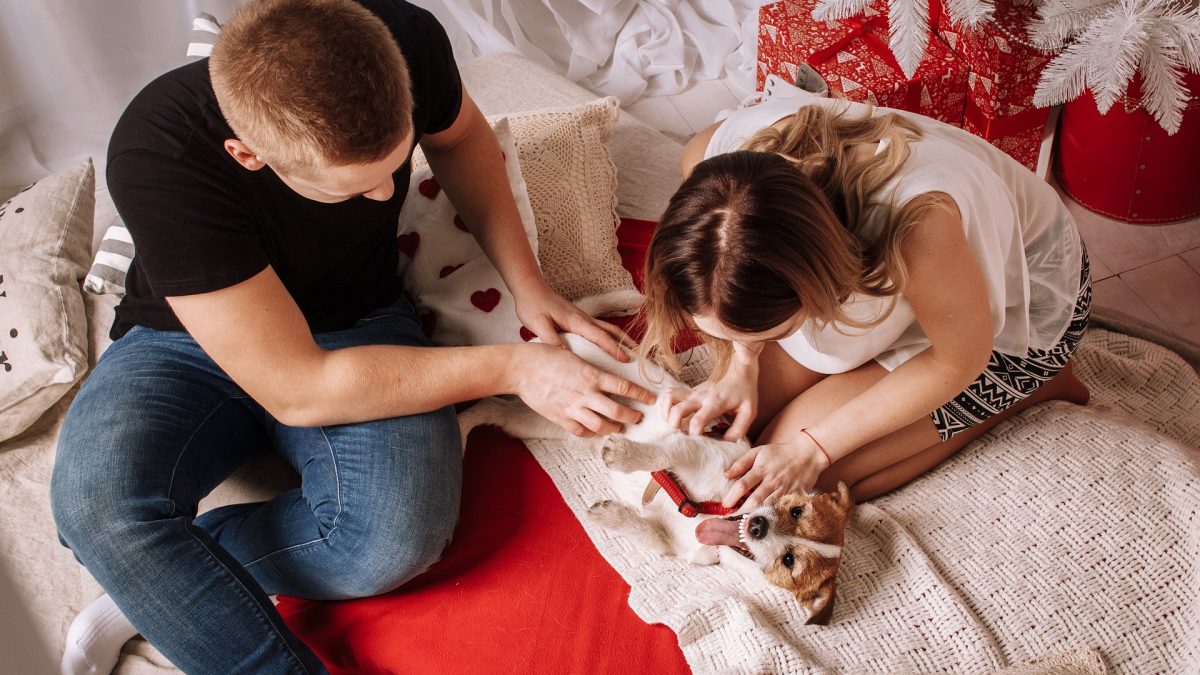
[523,329,1200,674]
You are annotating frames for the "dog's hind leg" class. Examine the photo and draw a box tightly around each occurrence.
[456,397,565,452]
[587,500,674,557]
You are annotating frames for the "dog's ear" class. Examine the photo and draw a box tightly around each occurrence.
[799,577,837,625]
[835,481,853,510]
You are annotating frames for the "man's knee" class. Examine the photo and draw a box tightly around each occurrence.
[310,511,458,599]
[313,409,462,598]
[51,464,170,562]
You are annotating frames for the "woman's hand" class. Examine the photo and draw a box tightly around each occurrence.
[511,343,656,437]
[512,280,632,362]
[664,341,763,440]
[720,433,832,510]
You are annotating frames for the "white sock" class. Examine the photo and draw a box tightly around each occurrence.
[61,593,139,675]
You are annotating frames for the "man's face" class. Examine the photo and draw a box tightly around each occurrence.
[275,131,414,204]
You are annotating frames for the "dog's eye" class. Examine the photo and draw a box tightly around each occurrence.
[782,550,794,568]
[790,506,803,519]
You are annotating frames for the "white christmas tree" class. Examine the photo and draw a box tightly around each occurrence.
[813,0,1200,133]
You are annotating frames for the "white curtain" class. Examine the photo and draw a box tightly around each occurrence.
[0,1,242,187]
[0,0,760,189]
[415,0,762,102]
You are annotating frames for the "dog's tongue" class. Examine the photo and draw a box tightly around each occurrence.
[696,517,742,547]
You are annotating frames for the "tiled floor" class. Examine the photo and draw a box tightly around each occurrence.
[624,79,1200,346]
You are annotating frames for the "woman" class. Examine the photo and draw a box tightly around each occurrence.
[641,95,1091,513]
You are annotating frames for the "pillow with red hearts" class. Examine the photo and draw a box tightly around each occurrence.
[397,117,538,346]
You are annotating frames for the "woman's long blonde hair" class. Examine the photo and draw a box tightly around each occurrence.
[640,102,954,378]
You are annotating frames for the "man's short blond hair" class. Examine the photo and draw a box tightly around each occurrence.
[210,0,412,174]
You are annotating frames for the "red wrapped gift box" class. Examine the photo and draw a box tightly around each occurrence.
[935,0,1057,169]
[962,99,1050,171]
[757,0,967,126]
[935,0,1054,115]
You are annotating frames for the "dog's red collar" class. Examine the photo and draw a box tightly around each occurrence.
[651,470,745,518]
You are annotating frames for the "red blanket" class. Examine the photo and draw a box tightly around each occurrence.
[276,219,692,673]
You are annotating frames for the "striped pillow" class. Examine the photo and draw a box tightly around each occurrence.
[84,13,221,295]
[186,13,220,59]
[82,217,133,294]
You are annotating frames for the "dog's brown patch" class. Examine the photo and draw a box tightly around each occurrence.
[760,483,854,624]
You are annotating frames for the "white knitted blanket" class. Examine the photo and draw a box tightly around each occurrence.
[524,329,1200,674]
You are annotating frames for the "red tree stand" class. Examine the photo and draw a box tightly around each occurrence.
[1055,73,1200,224]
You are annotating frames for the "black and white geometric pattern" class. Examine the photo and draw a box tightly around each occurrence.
[932,251,1092,440]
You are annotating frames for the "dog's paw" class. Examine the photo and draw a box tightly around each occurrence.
[586,499,637,528]
[686,545,720,566]
[601,437,655,472]
[588,500,674,556]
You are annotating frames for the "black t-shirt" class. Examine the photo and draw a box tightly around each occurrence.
[106,0,462,339]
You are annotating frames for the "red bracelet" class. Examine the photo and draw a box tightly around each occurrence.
[800,428,832,467]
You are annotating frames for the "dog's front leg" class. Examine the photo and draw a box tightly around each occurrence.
[601,436,691,474]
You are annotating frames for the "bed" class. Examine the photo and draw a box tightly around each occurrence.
[2,53,1198,674]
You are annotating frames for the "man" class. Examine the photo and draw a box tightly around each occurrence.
[51,1,653,672]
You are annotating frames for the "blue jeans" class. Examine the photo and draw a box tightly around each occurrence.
[51,299,462,674]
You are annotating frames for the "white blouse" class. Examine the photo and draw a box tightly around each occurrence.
[705,97,1083,373]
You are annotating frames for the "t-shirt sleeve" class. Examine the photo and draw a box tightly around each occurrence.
[407,9,462,135]
[107,150,268,297]
[705,97,855,159]
[705,99,803,159]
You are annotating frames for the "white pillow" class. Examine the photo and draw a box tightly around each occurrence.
[400,117,539,346]
[0,161,95,444]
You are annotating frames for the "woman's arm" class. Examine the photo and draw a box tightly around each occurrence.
[804,203,993,460]
[722,202,994,507]
[681,121,722,178]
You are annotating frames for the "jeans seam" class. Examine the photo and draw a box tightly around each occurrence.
[181,524,317,674]
[166,397,238,514]
[243,426,344,569]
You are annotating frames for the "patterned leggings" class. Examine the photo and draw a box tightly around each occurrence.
[930,250,1093,440]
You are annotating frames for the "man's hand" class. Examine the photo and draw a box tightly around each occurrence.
[513,280,633,363]
[511,343,655,437]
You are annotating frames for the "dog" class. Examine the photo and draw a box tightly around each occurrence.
[457,292,854,623]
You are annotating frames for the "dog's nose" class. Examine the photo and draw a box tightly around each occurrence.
[747,515,768,540]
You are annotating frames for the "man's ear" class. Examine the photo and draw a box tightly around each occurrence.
[224,139,266,171]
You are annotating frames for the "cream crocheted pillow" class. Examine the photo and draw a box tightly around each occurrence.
[500,97,635,300]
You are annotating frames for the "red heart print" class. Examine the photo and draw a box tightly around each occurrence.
[453,215,469,232]
[397,232,420,257]
[470,288,501,312]
[439,264,464,278]
[519,327,536,342]
[418,177,441,199]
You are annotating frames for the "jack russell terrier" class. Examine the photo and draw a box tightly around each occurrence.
[457,293,854,624]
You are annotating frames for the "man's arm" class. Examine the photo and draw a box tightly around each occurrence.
[167,267,515,426]
[167,267,653,430]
